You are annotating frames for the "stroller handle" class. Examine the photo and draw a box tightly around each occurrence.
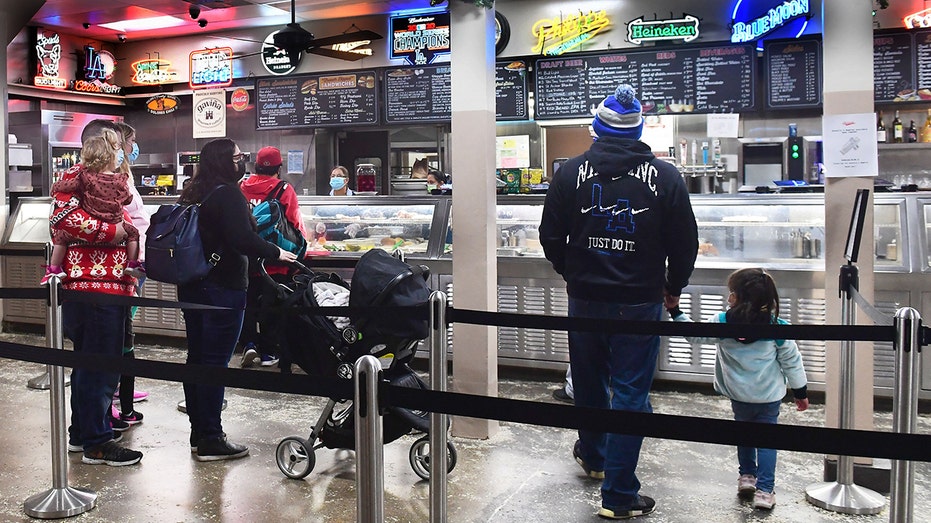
[256,258,314,296]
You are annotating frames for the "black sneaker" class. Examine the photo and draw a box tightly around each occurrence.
[82,441,142,466]
[195,436,249,462]
[598,496,656,519]
[573,439,604,479]
[552,386,573,404]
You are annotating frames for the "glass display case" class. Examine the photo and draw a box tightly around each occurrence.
[1,197,51,245]
[1,197,51,325]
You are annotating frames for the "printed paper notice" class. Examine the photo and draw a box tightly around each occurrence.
[707,113,739,138]
[287,150,304,174]
[822,113,878,178]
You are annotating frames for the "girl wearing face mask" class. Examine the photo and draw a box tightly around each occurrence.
[328,165,354,196]
[177,139,297,462]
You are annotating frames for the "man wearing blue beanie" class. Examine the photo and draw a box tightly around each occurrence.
[540,84,698,519]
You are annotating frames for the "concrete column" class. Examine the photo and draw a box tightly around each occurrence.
[448,3,498,439]
[822,0,875,440]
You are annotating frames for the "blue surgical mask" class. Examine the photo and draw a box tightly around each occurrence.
[127,142,140,163]
[330,177,346,190]
[115,148,125,168]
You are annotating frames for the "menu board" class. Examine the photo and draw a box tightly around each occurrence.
[255,71,378,130]
[874,32,916,102]
[764,38,822,109]
[496,60,529,121]
[534,44,756,120]
[384,65,451,124]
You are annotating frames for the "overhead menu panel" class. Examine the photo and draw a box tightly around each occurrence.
[255,71,378,129]
[384,65,451,124]
[764,38,822,109]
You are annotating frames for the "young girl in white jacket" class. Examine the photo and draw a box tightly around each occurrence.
[667,268,809,511]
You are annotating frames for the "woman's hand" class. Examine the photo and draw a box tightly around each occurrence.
[277,247,298,263]
[795,398,809,412]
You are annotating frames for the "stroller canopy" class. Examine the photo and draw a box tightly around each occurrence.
[350,249,430,341]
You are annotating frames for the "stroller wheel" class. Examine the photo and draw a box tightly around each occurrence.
[276,436,315,479]
[408,435,457,481]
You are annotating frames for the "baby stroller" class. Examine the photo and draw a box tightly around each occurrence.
[264,249,457,481]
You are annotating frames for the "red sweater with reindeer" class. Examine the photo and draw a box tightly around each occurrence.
[49,164,136,296]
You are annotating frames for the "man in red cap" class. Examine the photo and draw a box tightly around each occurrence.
[239,146,306,369]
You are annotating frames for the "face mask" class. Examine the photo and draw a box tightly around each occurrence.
[330,177,346,190]
[427,184,437,192]
[127,142,140,163]
[115,148,125,168]
[235,158,246,176]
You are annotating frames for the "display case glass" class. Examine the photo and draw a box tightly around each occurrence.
[2,197,51,245]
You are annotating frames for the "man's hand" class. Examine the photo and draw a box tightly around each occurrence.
[112,222,129,243]
[663,289,680,310]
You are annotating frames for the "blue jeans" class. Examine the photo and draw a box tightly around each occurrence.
[731,399,781,493]
[179,281,246,441]
[63,300,127,448]
[568,297,662,509]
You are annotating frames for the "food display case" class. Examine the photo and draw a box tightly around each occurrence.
[0,197,50,326]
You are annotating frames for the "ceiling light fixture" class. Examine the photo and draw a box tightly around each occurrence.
[100,15,186,33]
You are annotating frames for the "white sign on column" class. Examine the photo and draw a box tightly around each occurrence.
[822,113,878,178]
[192,89,227,139]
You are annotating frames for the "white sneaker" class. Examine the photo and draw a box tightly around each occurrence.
[738,474,757,497]
[753,489,775,510]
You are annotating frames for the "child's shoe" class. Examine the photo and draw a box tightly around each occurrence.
[40,265,66,286]
[120,409,144,425]
[113,389,149,403]
[124,260,146,278]
[753,489,776,510]
[738,474,757,499]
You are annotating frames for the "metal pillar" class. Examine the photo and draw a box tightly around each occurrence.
[24,276,96,518]
[805,265,884,514]
[429,291,449,523]
[354,355,384,523]
[890,307,921,523]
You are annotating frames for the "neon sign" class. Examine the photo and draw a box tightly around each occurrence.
[905,8,931,29]
[391,12,450,65]
[731,0,810,43]
[532,10,610,56]
[34,29,66,89]
[333,40,374,56]
[132,59,176,85]
[627,14,699,45]
[189,47,233,89]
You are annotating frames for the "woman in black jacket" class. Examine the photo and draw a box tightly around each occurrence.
[179,138,297,461]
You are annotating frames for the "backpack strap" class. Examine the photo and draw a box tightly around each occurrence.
[264,180,288,203]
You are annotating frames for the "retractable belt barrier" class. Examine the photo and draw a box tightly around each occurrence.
[1,287,930,465]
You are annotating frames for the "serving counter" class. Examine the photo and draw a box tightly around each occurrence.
[4,193,930,397]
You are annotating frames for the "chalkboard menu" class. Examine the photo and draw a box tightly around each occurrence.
[534,44,756,120]
[874,32,916,102]
[384,65,451,124]
[255,71,378,130]
[764,38,822,109]
[496,60,529,121]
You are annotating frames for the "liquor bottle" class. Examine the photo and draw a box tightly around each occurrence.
[922,109,931,143]
[893,110,904,143]
[877,111,886,143]
[908,120,918,143]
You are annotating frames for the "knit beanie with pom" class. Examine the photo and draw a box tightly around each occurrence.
[591,84,644,140]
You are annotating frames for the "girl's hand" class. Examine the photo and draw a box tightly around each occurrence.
[277,247,298,263]
[795,398,809,412]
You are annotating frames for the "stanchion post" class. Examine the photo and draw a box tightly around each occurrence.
[890,307,921,523]
[428,291,448,523]
[23,275,96,518]
[805,264,884,514]
[28,245,69,390]
[354,355,384,523]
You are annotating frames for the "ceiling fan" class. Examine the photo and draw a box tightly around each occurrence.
[271,0,383,66]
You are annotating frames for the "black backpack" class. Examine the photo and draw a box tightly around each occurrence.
[251,181,307,258]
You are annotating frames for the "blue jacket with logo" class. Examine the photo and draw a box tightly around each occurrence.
[540,136,698,303]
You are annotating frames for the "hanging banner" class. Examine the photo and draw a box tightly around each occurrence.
[193,89,227,139]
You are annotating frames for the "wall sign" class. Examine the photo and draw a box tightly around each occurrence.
[627,14,699,45]
[905,8,931,29]
[262,31,299,76]
[193,89,227,138]
[532,10,611,56]
[76,46,121,94]
[230,87,250,112]
[190,47,233,89]
[33,29,66,89]
[145,94,180,115]
[391,12,450,65]
[731,0,811,44]
[132,58,177,84]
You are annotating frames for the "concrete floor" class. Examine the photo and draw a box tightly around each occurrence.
[0,330,929,523]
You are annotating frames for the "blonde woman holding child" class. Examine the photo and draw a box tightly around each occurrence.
[666,268,809,511]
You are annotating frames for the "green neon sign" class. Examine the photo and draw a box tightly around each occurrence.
[627,14,700,45]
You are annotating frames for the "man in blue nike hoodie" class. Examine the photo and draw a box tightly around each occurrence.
[540,84,698,520]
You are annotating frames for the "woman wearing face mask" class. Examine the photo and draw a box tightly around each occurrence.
[177,139,297,461]
[328,165,354,196]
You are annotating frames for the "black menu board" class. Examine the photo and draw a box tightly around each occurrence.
[534,44,756,120]
[496,60,529,121]
[255,71,378,129]
[384,65,451,124]
[764,38,822,109]
[874,32,915,102]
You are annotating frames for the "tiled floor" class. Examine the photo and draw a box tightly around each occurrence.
[0,330,928,522]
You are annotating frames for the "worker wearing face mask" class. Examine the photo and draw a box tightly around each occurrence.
[328,165,354,196]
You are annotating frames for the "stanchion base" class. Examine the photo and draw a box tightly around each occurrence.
[27,372,71,390]
[805,481,885,515]
[23,486,96,519]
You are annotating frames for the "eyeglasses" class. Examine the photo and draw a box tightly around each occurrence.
[232,153,245,161]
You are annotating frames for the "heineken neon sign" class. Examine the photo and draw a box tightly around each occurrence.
[627,14,699,45]
[532,10,610,56]
[731,0,810,43]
